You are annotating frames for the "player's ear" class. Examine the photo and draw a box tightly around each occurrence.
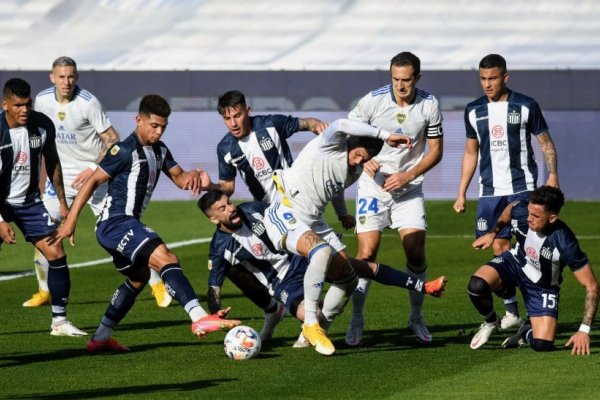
[548,212,558,223]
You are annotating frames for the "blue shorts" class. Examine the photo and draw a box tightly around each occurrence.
[488,252,560,318]
[272,254,307,316]
[476,192,530,239]
[0,202,56,243]
[96,216,163,274]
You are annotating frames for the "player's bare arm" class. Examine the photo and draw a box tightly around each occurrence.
[382,136,442,192]
[299,118,328,134]
[42,139,68,218]
[565,264,599,355]
[169,166,202,195]
[454,138,479,213]
[536,131,559,188]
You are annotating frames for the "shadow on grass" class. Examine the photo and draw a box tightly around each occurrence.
[7,378,235,399]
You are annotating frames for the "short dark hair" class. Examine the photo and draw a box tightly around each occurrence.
[217,90,247,115]
[139,94,171,118]
[198,189,227,216]
[479,54,507,73]
[3,78,31,99]
[390,52,421,77]
[347,136,384,159]
[530,186,565,214]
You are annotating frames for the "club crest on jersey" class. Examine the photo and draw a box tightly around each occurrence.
[259,136,274,151]
[252,221,266,236]
[29,136,41,149]
[359,215,366,224]
[477,218,488,232]
[507,111,521,125]
[57,111,66,121]
[110,145,120,155]
[396,113,407,124]
[541,246,553,260]
[252,157,265,170]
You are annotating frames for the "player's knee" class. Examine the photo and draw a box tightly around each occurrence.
[332,268,358,294]
[467,275,491,297]
[308,242,333,266]
[530,338,554,352]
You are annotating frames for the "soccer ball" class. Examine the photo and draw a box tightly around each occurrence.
[224,325,261,360]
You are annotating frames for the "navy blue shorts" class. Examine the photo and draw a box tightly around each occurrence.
[0,202,56,243]
[272,254,307,315]
[488,252,560,318]
[96,216,163,274]
[476,192,531,239]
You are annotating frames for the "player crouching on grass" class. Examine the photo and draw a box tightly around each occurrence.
[48,94,240,352]
[468,186,599,355]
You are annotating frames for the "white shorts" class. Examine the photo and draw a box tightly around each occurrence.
[42,177,108,221]
[264,200,346,254]
[355,179,427,233]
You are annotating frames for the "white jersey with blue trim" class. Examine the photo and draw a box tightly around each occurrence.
[217,114,300,202]
[207,201,293,292]
[510,219,588,289]
[349,84,443,187]
[34,86,112,176]
[276,118,384,215]
[465,90,548,197]
[97,133,178,221]
[0,111,54,206]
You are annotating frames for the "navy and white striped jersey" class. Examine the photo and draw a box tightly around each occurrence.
[217,115,301,202]
[465,90,548,197]
[98,133,177,221]
[0,111,55,206]
[510,219,588,289]
[208,201,293,290]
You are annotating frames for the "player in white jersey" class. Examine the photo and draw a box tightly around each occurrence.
[266,118,415,354]
[24,56,171,308]
[345,52,444,345]
[453,54,559,330]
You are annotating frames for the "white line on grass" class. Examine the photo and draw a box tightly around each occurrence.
[3,233,598,282]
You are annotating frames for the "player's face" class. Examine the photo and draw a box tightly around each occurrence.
[50,65,78,101]
[479,67,509,102]
[221,105,251,139]
[348,147,371,167]
[390,65,419,104]
[2,94,32,128]
[135,113,168,146]
[209,195,242,232]
[527,203,557,233]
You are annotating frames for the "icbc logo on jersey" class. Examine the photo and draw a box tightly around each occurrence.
[526,247,538,260]
[16,151,27,163]
[253,157,273,178]
[251,243,264,257]
[252,157,265,170]
[14,151,29,173]
[491,125,507,147]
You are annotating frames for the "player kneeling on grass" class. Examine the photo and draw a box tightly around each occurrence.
[47,94,240,352]
[468,186,599,354]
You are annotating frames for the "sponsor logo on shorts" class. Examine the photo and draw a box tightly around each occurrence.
[116,229,134,254]
[507,111,521,125]
[110,145,120,155]
[477,218,488,232]
[280,290,288,304]
[491,256,503,263]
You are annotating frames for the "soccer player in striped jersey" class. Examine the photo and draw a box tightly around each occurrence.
[48,95,240,352]
[345,52,444,346]
[454,54,560,330]
[468,186,598,354]
[0,77,86,337]
[209,90,327,203]
[26,56,171,309]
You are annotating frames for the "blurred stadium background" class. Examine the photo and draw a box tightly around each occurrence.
[1,0,599,199]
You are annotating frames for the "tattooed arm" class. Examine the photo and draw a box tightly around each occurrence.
[536,131,559,188]
[565,264,599,355]
[299,118,328,134]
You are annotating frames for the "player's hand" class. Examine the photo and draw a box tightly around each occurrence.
[46,220,76,247]
[453,195,466,213]
[472,233,495,250]
[382,171,411,192]
[313,121,328,134]
[197,169,214,190]
[183,170,202,195]
[362,159,380,178]
[545,173,559,189]
[565,331,591,356]
[0,221,16,244]
[338,214,356,230]
[72,167,95,190]
[386,133,412,149]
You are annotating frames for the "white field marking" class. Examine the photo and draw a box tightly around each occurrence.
[0,237,212,282]
[2,233,598,282]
